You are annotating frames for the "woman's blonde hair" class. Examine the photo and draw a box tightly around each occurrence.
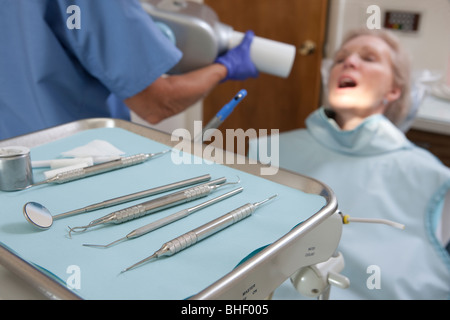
[337,28,411,126]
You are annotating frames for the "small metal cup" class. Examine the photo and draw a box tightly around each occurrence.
[0,146,33,191]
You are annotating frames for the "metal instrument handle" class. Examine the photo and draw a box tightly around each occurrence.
[164,203,255,255]
[117,153,149,166]
[129,187,243,238]
[53,154,148,183]
[194,203,255,241]
[164,231,199,255]
[113,184,214,223]
[132,209,190,236]
[52,174,211,220]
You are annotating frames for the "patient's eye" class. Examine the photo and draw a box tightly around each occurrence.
[360,47,379,62]
[333,52,348,64]
[361,53,376,62]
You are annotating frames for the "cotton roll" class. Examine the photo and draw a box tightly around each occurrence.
[43,162,91,180]
[229,31,296,78]
[32,157,94,169]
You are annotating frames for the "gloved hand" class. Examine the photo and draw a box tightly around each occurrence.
[215,30,259,81]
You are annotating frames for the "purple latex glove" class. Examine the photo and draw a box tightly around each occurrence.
[215,30,259,81]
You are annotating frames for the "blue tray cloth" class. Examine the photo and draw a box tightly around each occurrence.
[0,127,325,299]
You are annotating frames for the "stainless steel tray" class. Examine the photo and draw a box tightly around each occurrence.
[0,118,340,300]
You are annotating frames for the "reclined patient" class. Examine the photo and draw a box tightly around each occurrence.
[249,28,450,299]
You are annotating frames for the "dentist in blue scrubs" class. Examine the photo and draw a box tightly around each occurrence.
[250,29,450,299]
[0,0,258,140]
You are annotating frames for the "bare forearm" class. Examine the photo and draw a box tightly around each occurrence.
[124,63,227,124]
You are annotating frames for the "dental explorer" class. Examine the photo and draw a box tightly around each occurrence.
[68,177,237,236]
[121,194,278,273]
[83,187,244,248]
[25,149,170,189]
[23,174,212,229]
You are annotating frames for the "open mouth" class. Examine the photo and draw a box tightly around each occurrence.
[338,77,357,88]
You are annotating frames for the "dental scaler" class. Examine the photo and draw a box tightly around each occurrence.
[83,187,244,248]
[68,177,236,236]
[121,194,277,273]
[27,150,170,189]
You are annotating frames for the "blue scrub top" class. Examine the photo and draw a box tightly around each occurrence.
[0,0,182,140]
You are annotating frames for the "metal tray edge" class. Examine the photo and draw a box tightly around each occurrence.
[0,118,339,300]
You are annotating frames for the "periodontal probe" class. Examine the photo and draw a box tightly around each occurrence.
[83,186,244,248]
[68,177,236,236]
[121,194,278,273]
[27,150,170,188]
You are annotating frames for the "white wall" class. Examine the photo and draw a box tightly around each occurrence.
[326,0,450,80]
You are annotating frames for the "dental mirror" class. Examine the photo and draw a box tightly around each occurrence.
[21,174,217,230]
[23,202,53,229]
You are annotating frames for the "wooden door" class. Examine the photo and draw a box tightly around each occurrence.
[203,0,328,154]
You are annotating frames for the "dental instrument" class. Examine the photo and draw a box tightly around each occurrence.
[83,187,244,248]
[22,174,212,229]
[196,89,247,142]
[121,194,277,273]
[24,150,170,189]
[68,177,237,236]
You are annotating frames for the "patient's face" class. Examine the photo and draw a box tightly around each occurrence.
[328,35,396,118]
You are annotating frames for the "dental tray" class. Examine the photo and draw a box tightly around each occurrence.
[0,119,340,300]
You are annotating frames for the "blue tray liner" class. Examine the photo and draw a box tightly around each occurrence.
[0,127,325,299]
